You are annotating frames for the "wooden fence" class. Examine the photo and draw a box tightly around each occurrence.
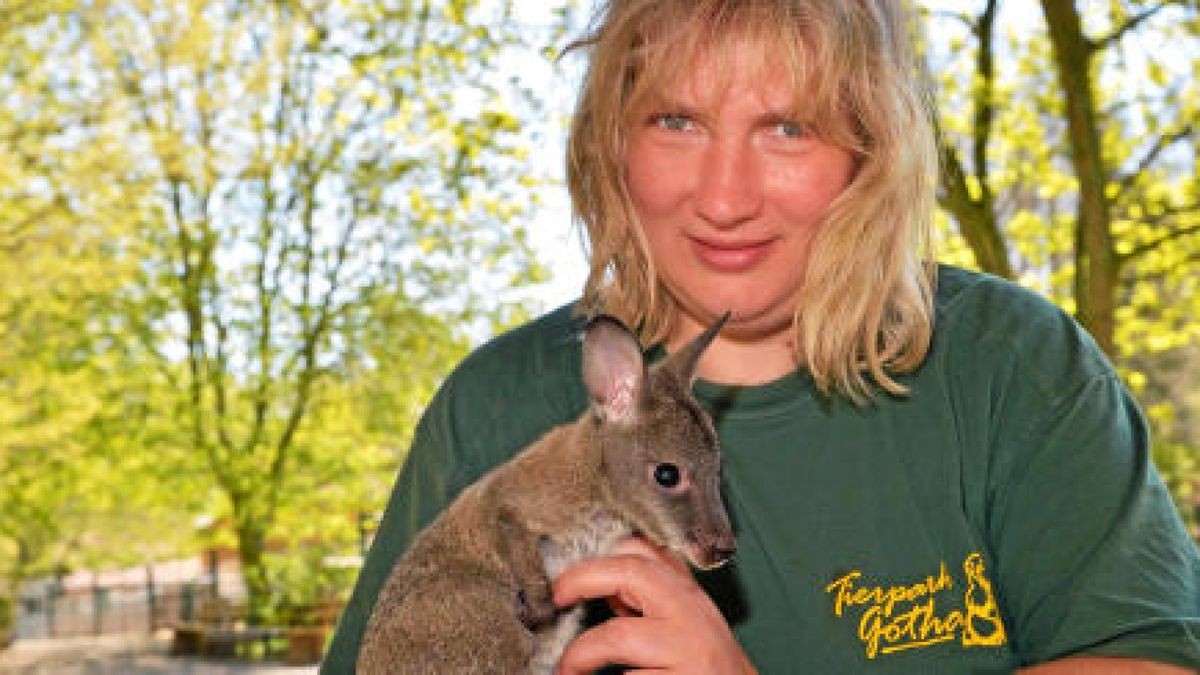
[15,581,216,640]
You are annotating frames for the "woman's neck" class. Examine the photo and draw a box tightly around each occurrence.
[668,329,798,386]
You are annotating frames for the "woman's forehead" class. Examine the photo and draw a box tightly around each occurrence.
[631,25,822,117]
[649,42,798,104]
[624,16,862,149]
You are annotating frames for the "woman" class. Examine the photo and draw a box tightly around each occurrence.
[324,1,1200,672]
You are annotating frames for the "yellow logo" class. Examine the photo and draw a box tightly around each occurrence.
[824,552,1007,659]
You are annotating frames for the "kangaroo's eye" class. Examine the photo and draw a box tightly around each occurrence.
[653,463,681,489]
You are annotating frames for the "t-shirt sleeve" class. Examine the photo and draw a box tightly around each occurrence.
[988,371,1200,668]
[319,381,472,674]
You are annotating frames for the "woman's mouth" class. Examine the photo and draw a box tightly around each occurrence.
[689,236,776,273]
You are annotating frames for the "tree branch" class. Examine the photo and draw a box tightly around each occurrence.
[0,200,65,253]
[264,174,361,528]
[1114,125,1194,193]
[971,0,999,198]
[243,7,294,462]
[929,0,1013,279]
[1090,3,1168,53]
[1119,220,1200,264]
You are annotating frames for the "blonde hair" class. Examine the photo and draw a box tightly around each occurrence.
[565,0,937,401]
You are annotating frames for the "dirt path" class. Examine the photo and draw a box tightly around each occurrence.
[0,634,320,675]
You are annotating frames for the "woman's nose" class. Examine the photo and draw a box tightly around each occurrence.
[694,138,763,227]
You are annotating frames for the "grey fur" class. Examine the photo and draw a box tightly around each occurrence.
[357,314,735,674]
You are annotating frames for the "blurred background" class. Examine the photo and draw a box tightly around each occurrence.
[0,0,1197,666]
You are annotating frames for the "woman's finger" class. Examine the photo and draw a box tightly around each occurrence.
[554,616,677,675]
[552,552,695,616]
[610,537,691,576]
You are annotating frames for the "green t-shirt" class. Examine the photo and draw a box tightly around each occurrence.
[322,266,1200,673]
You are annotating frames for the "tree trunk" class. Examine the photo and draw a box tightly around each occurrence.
[938,147,1014,279]
[1039,0,1119,357]
[232,500,270,625]
[933,0,1014,281]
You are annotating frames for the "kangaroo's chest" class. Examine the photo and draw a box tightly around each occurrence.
[539,509,631,580]
[527,511,631,675]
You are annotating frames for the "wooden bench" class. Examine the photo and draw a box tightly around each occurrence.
[203,625,286,659]
[170,597,285,660]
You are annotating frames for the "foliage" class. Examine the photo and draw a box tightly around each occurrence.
[921,0,1200,526]
[0,0,204,604]
[261,545,358,628]
[0,0,571,621]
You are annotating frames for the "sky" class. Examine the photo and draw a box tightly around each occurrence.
[510,3,593,312]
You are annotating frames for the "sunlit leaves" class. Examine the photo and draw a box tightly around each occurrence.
[0,0,573,620]
[922,0,1200,528]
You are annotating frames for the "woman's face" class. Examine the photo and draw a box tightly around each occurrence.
[625,44,857,346]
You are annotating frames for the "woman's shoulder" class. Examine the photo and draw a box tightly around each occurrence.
[452,302,587,389]
[422,302,590,456]
[934,265,1066,326]
[930,265,1115,395]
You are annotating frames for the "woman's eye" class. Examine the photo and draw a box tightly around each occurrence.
[775,121,807,138]
[654,114,692,132]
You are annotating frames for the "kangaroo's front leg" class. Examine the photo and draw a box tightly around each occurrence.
[497,507,557,630]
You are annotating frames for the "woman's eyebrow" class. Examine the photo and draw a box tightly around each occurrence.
[643,93,699,112]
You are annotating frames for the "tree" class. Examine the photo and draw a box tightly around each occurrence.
[0,0,204,625]
[86,0,557,618]
[0,0,568,621]
[924,0,1200,520]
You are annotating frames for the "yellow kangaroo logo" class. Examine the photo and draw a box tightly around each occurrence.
[961,552,1006,647]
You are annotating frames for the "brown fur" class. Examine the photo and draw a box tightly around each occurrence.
[358,315,735,674]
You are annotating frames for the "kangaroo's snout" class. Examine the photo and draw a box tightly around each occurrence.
[687,527,738,570]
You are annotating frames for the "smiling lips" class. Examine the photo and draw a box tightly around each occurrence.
[689,236,776,273]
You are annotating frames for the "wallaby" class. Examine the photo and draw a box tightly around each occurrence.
[357,313,736,674]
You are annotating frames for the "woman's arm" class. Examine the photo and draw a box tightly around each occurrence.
[1019,657,1196,673]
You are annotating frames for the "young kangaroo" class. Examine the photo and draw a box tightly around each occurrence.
[357,313,736,674]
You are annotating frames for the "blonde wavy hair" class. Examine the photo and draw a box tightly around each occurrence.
[565,0,937,401]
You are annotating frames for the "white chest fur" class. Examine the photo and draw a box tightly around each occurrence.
[527,511,632,675]
[540,510,632,580]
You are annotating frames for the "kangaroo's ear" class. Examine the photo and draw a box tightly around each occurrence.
[582,315,645,424]
[663,311,730,384]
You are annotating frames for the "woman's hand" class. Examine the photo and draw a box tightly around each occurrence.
[551,537,756,675]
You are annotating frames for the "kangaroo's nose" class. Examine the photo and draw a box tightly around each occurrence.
[713,542,737,563]
[690,528,738,569]
[710,536,737,567]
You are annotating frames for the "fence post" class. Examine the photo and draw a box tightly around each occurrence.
[208,549,219,598]
[92,573,102,636]
[181,583,194,622]
[146,564,157,634]
[44,584,55,638]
